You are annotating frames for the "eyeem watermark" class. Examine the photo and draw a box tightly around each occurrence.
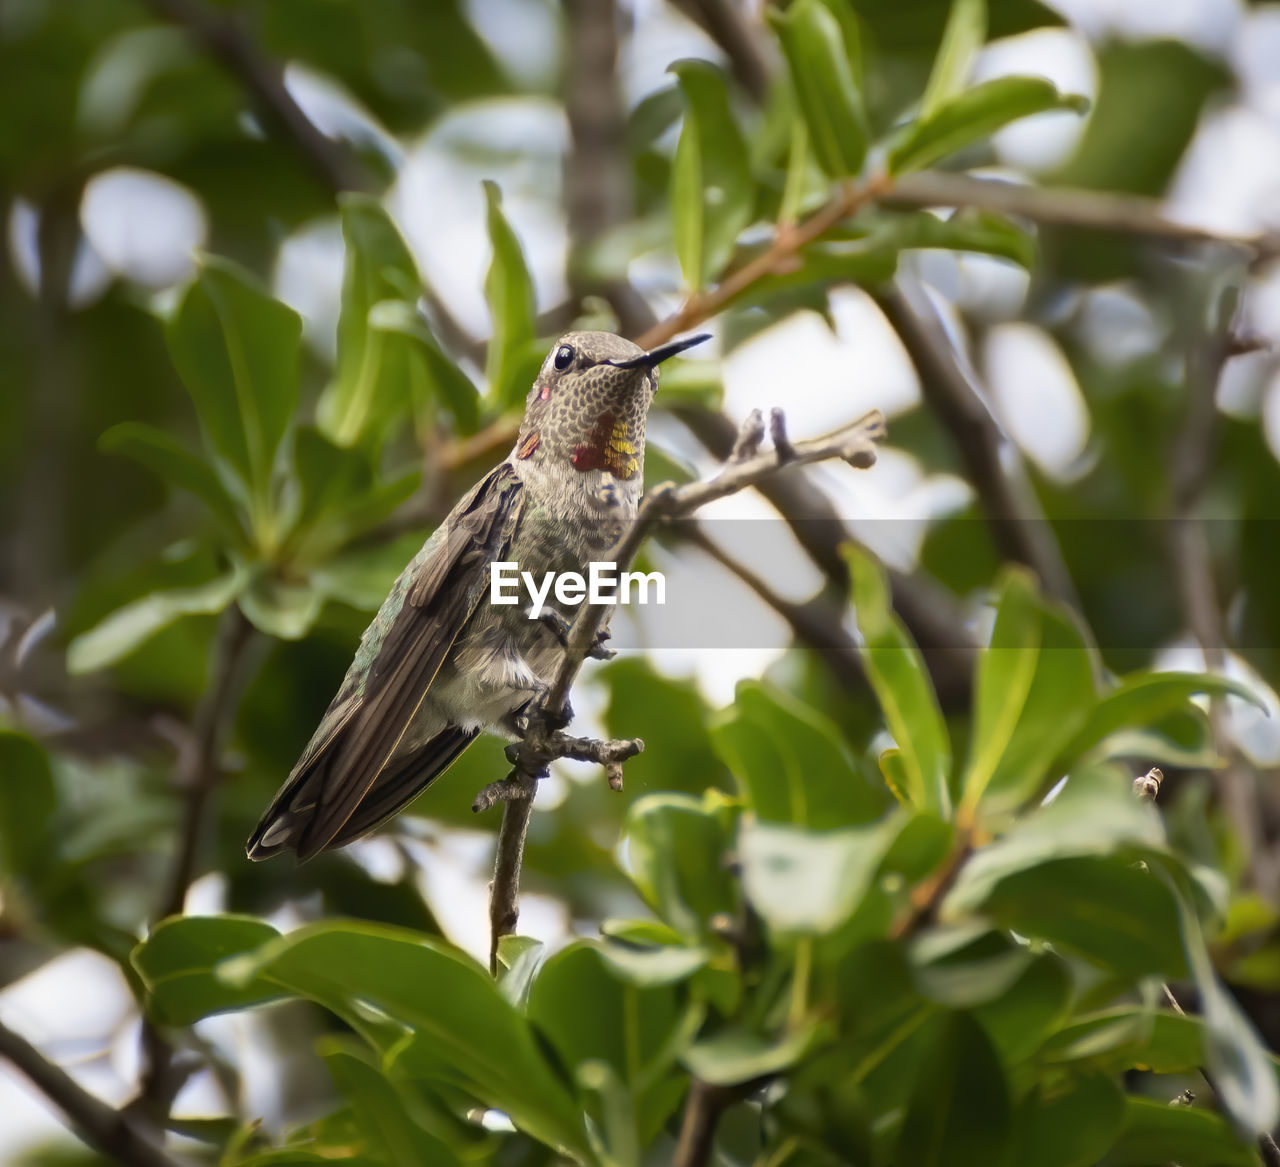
[490,562,666,619]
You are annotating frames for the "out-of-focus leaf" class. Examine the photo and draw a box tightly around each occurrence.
[100,422,244,541]
[310,532,427,611]
[623,793,737,938]
[0,733,55,877]
[888,207,1037,269]
[227,922,590,1158]
[1012,1072,1126,1167]
[366,300,480,434]
[962,567,1041,814]
[67,570,246,674]
[1105,1097,1257,1167]
[239,573,325,640]
[739,813,906,936]
[1055,671,1261,772]
[974,952,1072,1064]
[496,935,544,1009]
[318,196,422,449]
[847,547,951,816]
[769,0,869,177]
[889,76,1088,174]
[167,257,301,517]
[668,60,753,290]
[1166,868,1280,1137]
[946,767,1165,914]
[321,1041,464,1166]
[597,939,711,987]
[908,925,1033,1008]
[528,944,687,1143]
[920,0,987,117]
[896,1011,1011,1166]
[131,916,284,1026]
[482,181,537,409]
[682,1025,821,1087]
[713,681,886,828]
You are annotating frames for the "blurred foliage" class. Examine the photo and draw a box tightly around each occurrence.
[3,0,1280,1165]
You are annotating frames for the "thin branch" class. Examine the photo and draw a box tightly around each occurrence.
[136,604,255,1120]
[1167,282,1278,900]
[477,410,886,961]
[873,279,1080,610]
[0,1019,191,1167]
[887,171,1280,258]
[669,0,772,103]
[672,1078,732,1167]
[138,0,372,194]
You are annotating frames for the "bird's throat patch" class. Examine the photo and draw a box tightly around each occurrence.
[572,411,639,479]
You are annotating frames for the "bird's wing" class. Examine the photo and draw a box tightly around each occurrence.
[246,463,524,861]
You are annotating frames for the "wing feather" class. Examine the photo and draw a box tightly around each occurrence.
[246,464,523,860]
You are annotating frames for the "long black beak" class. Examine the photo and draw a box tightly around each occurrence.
[607,332,711,369]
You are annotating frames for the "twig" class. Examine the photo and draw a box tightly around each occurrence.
[887,172,1280,258]
[1167,281,1278,900]
[136,604,255,1120]
[139,0,371,194]
[0,1019,191,1167]
[669,0,772,103]
[477,410,886,964]
[873,279,1079,609]
[671,1078,732,1167]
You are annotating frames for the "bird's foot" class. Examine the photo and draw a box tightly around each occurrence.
[537,610,616,662]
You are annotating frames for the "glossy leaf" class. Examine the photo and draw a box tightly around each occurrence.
[668,60,753,290]
[167,257,302,513]
[1106,1097,1257,1167]
[101,421,244,541]
[896,1011,1012,1166]
[712,680,885,828]
[769,0,869,177]
[921,0,987,117]
[682,1025,820,1087]
[848,547,951,816]
[890,76,1089,174]
[1011,1072,1126,1167]
[131,915,284,1026]
[739,814,906,936]
[67,570,246,674]
[318,196,423,449]
[482,181,537,409]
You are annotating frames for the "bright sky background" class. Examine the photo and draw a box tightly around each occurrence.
[7,0,1280,1155]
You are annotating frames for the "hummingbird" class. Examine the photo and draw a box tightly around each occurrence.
[247,330,710,861]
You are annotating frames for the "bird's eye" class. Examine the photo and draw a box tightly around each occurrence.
[553,344,575,371]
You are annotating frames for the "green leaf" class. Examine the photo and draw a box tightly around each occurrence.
[100,422,245,541]
[321,1041,464,1166]
[1012,1072,1126,1167]
[970,589,1095,815]
[496,935,544,1008]
[1165,868,1280,1136]
[921,0,987,117]
[908,925,1034,1008]
[847,547,951,815]
[739,814,906,936]
[131,915,284,1026]
[623,793,737,939]
[682,1025,820,1087]
[896,1011,1011,1166]
[885,207,1037,268]
[366,299,480,434]
[1106,1097,1257,1167]
[167,256,301,517]
[482,181,537,409]
[67,570,246,674]
[668,60,754,290]
[230,922,590,1158]
[961,567,1041,813]
[1055,671,1262,772]
[769,0,869,177]
[889,76,1089,175]
[597,939,711,988]
[318,196,423,449]
[528,944,687,1144]
[0,732,55,877]
[238,572,325,640]
[712,680,886,828]
[974,953,1073,1064]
